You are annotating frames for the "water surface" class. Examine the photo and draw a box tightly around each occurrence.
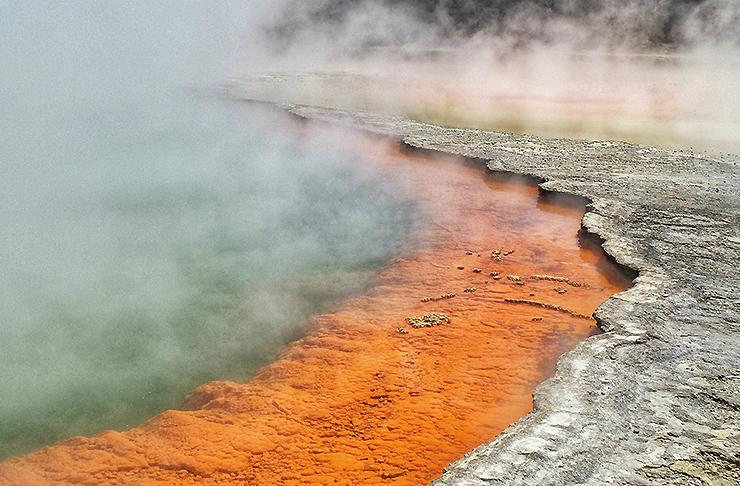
[0,1,416,459]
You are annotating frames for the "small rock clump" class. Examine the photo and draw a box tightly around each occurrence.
[405,313,452,328]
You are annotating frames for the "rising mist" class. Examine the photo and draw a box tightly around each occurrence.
[255,0,740,154]
[0,0,418,459]
[2,0,738,462]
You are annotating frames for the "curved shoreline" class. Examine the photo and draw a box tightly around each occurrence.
[2,97,737,483]
[280,104,740,485]
[0,118,630,485]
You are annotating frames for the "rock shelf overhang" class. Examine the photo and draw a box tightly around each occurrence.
[262,103,740,485]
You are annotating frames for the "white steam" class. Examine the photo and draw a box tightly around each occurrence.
[244,0,740,154]
[0,0,418,459]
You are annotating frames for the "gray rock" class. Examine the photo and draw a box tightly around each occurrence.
[239,99,740,485]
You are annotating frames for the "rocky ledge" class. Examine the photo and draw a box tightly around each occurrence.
[270,103,740,485]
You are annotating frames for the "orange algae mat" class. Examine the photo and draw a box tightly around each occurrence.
[0,138,632,486]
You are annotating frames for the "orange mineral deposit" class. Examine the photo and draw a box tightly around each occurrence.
[0,135,633,486]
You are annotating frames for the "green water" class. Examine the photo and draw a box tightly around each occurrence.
[0,1,417,459]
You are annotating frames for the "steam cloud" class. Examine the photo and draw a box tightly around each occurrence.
[250,0,740,154]
[0,1,418,459]
[269,0,740,52]
[1,0,738,462]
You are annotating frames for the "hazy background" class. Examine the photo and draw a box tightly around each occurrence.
[2,0,739,462]
[0,0,417,459]
[256,0,740,154]
[270,0,740,51]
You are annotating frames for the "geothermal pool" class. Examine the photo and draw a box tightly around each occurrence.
[0,125,633,485]
[0,98,417,460]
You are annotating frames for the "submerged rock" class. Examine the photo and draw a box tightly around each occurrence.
[279,104,740,485]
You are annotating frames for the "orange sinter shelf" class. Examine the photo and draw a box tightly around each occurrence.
[0,135,633,486]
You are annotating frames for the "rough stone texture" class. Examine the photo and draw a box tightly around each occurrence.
[272,103,740,485]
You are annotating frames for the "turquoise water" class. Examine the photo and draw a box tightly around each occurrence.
[0,2,415,459]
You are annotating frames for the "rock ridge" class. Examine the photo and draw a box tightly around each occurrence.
[277,104,740,485]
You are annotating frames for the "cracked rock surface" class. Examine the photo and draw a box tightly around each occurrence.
[275,104,740,485]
